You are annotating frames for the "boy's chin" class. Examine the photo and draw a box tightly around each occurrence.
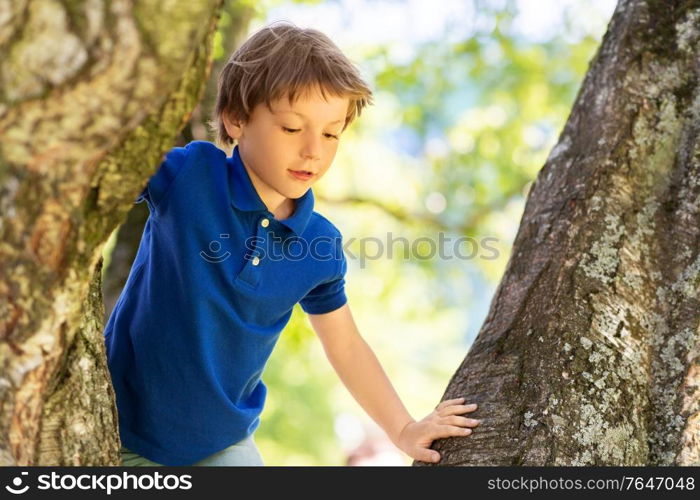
[282,185,313,199]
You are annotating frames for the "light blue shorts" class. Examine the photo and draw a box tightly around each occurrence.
[120,434,264,466]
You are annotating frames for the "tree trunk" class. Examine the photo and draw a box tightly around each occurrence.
[0,0,223,465]
[418,0,700,466]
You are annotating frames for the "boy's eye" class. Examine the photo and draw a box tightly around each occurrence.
[281,127,339,140]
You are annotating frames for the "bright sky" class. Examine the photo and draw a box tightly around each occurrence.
[255,0,617,53]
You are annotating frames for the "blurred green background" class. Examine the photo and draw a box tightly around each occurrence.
[102,0,616,465]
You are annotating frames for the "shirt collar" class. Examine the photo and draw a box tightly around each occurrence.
[228,144,315,236]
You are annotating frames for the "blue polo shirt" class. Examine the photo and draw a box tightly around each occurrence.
[104,140,347,466]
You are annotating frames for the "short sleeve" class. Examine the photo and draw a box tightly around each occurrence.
[299,234,348,315]
[135,145,189,212]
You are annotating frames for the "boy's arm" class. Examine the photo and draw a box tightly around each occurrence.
[307,302,482,463]
[306,303,415,447]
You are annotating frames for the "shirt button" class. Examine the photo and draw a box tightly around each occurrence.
[261,218,269,228]
[252,256,260,266]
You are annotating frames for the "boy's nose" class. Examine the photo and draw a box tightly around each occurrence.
[302,136,321,160]
[302,151,318,161]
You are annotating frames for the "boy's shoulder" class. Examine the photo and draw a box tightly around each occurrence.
[158,140,225,174]
[139,141,224,211]
[306,211,344,241]
[176,140,225,160]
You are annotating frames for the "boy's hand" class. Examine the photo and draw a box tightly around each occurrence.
[396,397,480,464]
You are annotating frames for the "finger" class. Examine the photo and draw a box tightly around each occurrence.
[440,425,474,438]
[440,415,482,427]
[439,403,479,416]
[416,449,441,464]
[436,397,465,410]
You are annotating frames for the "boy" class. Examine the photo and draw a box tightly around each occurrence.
[106,21,480,467]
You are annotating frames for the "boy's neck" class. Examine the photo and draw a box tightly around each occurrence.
[252,179,296,220]
[272,197,296,221]
[239,157,296,221]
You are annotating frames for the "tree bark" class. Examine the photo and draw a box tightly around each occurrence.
[417,0,700,466]
[0,0,223,465]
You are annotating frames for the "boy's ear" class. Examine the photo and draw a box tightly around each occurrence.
[221,111,243,140]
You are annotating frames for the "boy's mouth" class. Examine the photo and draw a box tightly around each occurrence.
[288,169,315,181]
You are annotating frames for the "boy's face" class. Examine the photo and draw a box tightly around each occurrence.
[222,86,349,208]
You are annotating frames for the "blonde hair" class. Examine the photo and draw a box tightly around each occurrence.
[209,21,374,150]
